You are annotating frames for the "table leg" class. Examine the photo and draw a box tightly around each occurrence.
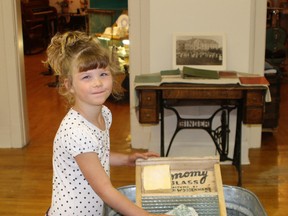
[233,105,242,186]
[159,103,242,186]
[160,95,165,157]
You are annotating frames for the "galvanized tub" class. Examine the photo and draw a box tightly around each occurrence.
[104,185,267,216]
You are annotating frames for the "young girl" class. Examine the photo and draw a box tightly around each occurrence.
[45,31,167,216]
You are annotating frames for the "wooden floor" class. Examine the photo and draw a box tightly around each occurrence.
[0,51,287,215]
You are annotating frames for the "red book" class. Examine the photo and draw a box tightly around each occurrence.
[239,76,270,86]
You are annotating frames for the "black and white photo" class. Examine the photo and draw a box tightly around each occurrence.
[173,33,226,70]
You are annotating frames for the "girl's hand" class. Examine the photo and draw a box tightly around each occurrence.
[127,151,160,166]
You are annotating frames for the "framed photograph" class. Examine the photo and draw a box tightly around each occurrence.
[173,33,226,70]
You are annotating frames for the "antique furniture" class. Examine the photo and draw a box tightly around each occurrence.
[21,0,57,54]
[263,71,281,131]
[135,83,267,186]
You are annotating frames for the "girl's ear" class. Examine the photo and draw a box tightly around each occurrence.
[64,78,74,93]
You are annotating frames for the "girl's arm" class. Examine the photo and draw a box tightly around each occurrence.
[75,152,166,216]
[110,151,160,167]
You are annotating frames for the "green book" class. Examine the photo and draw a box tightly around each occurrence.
[182,66,220,79]
[160,68,181,76]
[134,73,162,83]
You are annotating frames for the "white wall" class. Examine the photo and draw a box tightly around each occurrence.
[129,0,267,164]
[0,0,29,148]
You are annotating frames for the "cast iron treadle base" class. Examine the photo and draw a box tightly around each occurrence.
[161,104,242,186]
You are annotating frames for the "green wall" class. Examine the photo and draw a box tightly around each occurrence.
[90,0,128,9]
[88,0,128,34]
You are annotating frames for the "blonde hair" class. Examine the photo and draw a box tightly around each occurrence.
[46,31,123,105]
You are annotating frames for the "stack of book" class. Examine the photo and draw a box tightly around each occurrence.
[134,66,269,87]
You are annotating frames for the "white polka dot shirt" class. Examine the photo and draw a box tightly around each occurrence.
[49,106,111,216]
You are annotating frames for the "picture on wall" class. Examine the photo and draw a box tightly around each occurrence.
[173,33,226,70]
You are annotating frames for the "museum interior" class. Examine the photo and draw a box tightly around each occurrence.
[0,0,288,215]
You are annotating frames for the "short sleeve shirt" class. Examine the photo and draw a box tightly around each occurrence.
[49,106,112,216]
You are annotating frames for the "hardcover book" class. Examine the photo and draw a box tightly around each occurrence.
[134,73,162,84]
[160,68,181,77]
[182,66,220,79]
[239,76,270,86]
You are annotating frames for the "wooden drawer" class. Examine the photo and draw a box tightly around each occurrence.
[140,91,157,107]
[139,108,158,123]
[163,89,242,99]
[243,90,265,124]
[138,90,159,123]
[245,90,264,106]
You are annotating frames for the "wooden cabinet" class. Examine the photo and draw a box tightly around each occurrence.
[263,72,281,131]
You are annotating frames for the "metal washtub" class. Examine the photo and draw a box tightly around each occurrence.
[104,185,267,216]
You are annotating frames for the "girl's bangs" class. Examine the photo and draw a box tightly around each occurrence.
[77,50,109,72]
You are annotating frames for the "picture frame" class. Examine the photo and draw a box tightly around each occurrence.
[172,33,226,71]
